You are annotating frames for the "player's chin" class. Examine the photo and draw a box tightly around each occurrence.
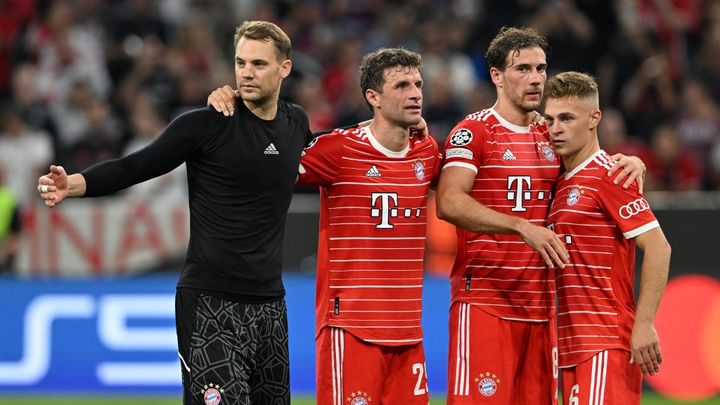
[552,145,571,157]
[521,100,542,112]
[238,89,263,101]
[403,113,422,125]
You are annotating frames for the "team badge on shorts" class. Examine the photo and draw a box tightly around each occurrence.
[475,372,500,397]
[567,186,582,206]
[347,391,372,405]
[202,383,224,405]
[450,128,473,146]
[414,160,425,181]
[537,142,556,162]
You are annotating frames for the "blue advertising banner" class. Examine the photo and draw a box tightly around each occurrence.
[0,275,450,395]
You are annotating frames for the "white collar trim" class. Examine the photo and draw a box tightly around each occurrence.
[565,149,604,179]
[490,108,531,133]
[363,126,410,157]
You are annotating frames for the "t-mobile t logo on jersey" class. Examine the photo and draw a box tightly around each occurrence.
[370,192,421,229]
[507,175,532,212]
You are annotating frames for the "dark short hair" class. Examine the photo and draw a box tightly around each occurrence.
[233,20,291,60]
[359,47,422,113]
[485,26,549,71]
[545,71,598,100]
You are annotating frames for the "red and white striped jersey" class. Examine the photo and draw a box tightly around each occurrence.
[298,126,441,346]
[442,108,560,321]
[548,149,659,367]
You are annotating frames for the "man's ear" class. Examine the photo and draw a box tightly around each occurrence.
[589,109,602,131]
[280,59,292,79]
[489,67,503,87]
[365,88,381,110]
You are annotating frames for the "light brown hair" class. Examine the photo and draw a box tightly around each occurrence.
[486,26,549,71]
[545,71,599,101]
[233,21,291,60]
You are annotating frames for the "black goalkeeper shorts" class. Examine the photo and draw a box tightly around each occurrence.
[176,288,290,405]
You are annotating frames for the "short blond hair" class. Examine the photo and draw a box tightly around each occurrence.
[545,71,598,101]
[233,20,291,60]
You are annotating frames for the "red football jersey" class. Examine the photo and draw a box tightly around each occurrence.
[442,108,560,321]
[299,126,441,345]
[548,150,659,367]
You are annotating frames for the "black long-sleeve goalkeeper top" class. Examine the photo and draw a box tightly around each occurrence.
[81,100,312,301]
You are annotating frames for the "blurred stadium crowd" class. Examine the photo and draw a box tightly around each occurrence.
[1,0,720,212]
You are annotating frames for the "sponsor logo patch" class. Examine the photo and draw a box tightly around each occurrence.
[264,143,279,155]
[445,148,473,160]
[366,165,381,178]
[450,128,473,146]
[619,198,650,219]
[502,149,516,161]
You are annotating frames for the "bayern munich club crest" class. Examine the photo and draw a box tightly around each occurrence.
[537,142,556,162]
[449,128,473,146]
[347,391,372,405]
[414,160,425,181]
[567,186,582,206]
[475,372,501,397]
[202,383,224,405]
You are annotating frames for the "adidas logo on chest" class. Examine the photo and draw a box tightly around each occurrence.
[366,165,381,177]
[264,143,279,155]
[501,149,516,161]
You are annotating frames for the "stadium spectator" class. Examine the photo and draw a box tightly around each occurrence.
[0,167,21,275]
[0,103,52,207]
[598,108,653,161]
[675,77,720,177]
[646,121,702,191]
[121,92,185,199]
[2,0,719,189]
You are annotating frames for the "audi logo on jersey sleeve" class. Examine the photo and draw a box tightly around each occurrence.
[618,198,650,219]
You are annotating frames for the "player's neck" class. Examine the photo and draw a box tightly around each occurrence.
[368,120,410,152]
[243,98,279,121]
[492,100,532,127]
[563,141,600,172]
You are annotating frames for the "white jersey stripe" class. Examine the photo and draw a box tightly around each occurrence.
[443,161,478,173]
[623,220,660,239]
[595,351,605,405]
[364,338,423,343]
[588,354,597,405]
[330,237,426,241]
[330,259,423,263]
[329,285,422,289]
[329,269,424,273]
[599,350,608,405]
[332,328,343,405]
[332,181,432,187]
